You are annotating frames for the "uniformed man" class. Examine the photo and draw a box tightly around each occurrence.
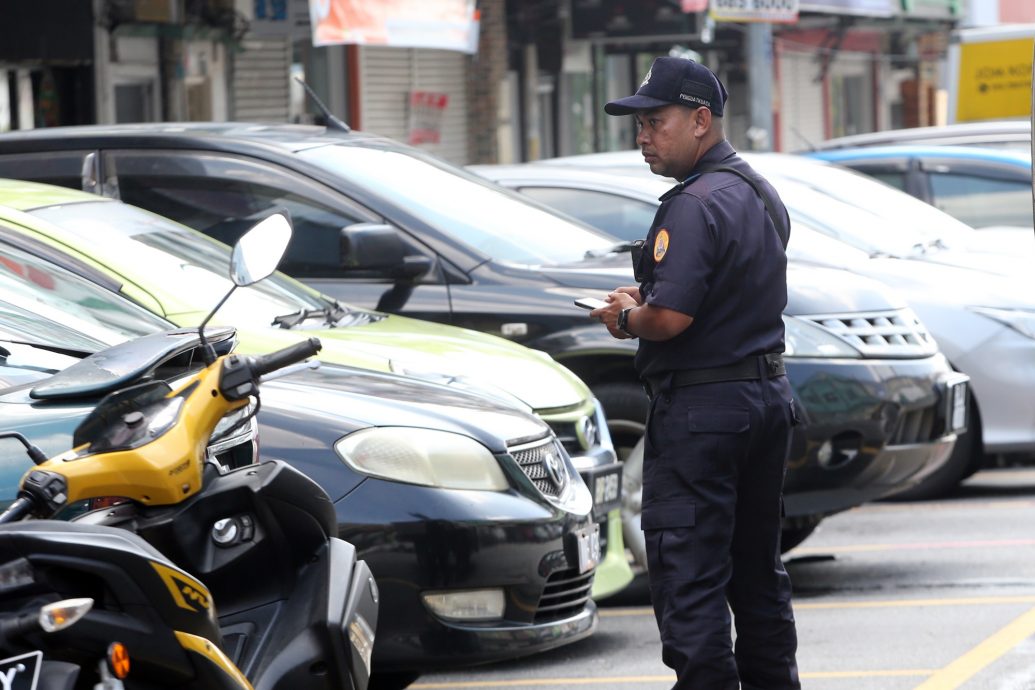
[590,56,801,690]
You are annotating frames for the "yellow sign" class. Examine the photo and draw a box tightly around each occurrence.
[956,37,1033,122]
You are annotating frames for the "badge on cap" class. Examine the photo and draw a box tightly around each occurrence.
[640,67,652,88]
[653,229,670,262]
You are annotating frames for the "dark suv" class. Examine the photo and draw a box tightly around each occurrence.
[0,123,967,550]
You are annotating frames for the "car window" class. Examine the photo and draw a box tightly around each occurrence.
[927,172,1033,228]
[0,227,170,340]
[300,143,618,266]
[517,187,657,242]
[863,170,907,191]
[104,151,374,277]
[26,200,338,327]
[0,151,93,192]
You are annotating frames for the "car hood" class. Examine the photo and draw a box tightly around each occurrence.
[260,363,550,452]
[532,253,905,316]
[188,314,592,414]
[0,357,550,501]
[918,244,1033,278]
[853,257,1035,310]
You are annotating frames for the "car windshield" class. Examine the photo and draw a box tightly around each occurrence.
[772,179,947,257]
[750,157,976,242]
[300,143,618,266]
[28,201,334,326]
[0,240,170,341]
[0,298,110,353]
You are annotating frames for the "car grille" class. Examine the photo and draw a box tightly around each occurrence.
[534,566,594,623]
[547,420,581,456]
[802,308,937,358]
[889,405,938,445]
[509,437,569,498]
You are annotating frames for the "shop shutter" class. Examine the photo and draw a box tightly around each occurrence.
[232,35,291,122]
[358,46,469,164]
[778,50,825,152]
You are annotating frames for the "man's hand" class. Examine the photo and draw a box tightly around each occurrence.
[590,290,638,339]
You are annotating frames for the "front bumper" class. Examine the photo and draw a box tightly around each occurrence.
[783,354,964,518]
[334,477,599,672]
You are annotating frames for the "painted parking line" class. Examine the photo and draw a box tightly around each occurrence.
[411,669,935,688]
[790,537,1035,555]
[912,605,1035,690]
[599,595,1035,618]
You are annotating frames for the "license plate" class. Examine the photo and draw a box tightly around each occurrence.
[0,651,42,690]
[575,523,601,574]
[579,464,623,519]
[945,375,969,433]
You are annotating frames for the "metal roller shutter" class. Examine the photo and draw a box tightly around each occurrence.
[359,46,469,164]
[778,49,825,152]
[232,35,292,122]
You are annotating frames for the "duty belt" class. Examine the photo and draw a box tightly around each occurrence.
[643,353,785,398]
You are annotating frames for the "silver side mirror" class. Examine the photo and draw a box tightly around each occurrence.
[230,212,292,286]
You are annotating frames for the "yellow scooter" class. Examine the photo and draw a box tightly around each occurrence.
[0,213,377,690]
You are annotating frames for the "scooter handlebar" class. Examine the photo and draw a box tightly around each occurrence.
[251,338,322,379]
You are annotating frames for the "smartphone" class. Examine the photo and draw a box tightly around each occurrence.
[574,297,609,311]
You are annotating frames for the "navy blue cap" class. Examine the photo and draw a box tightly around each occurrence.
[605,56,728,117]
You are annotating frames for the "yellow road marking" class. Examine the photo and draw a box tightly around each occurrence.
[911,605,1035,689]
[599,595,1035,618]
[411,669,935,688]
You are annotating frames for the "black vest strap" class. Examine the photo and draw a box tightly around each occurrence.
[695,165,790,249]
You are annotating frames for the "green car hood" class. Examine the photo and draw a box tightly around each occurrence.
[200,312,591,413]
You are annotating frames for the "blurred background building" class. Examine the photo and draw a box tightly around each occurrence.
[0,0,1031,162]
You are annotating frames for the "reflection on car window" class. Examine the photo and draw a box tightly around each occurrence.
[928,172,1033,228]
[27,200,330,326]
[867,172,907,191]
[107,152,369,278]
[0,230,169,340]
[300,144,617,265]
[519,187,657,242]
[0,152,91,192]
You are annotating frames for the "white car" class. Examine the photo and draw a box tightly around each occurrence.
[473,153,1035,498]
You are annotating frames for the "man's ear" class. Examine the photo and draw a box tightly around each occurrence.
[694,107,713,136]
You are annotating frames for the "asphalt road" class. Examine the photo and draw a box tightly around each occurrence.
[411,466,1035,690]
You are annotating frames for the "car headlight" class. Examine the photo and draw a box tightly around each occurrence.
[784,315,862,358]
[335,427,509,490]
[970,307,1035,340]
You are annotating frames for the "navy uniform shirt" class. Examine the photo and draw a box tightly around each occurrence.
[633,140,790,379]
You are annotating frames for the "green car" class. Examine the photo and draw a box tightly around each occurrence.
[0,179,632,598]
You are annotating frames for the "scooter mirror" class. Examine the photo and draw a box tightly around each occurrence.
[230,212,292,287]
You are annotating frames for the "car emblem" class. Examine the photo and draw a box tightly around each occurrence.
[575,416,599,450]
[543,445,566,489]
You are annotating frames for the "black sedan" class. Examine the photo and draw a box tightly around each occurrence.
[0,238,599,689]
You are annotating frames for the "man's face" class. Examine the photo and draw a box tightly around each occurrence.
[634,104,700,180]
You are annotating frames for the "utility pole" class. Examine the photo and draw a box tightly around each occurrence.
[746,22,774,151]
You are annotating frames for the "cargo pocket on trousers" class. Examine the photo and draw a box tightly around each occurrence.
[642,500,695,582]
[685,406,750,477]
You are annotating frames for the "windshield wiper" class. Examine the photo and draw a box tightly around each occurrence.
[272,300,349,329]
[584,240,642,260]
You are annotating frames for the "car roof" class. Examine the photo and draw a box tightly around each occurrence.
[469,163,671,197]
[811,144,1032,166]
[807,121,1032,151]
[0,178,106,211]
[0,122,392,155]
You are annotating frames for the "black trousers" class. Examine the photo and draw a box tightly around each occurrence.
[641,373,800,690]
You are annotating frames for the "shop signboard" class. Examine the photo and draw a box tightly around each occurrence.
[709,0,799,23]
[797,0,896,16]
